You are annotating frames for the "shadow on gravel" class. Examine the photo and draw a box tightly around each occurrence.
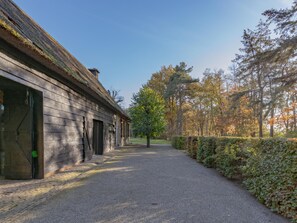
[10,147,178,223]
[0,153,115,221]
[2,146,290,223]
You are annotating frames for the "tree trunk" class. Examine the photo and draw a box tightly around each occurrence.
[146,135,150,148]
[268,79,274,138]
[210,100,213,135]
[293,96,297,131]
[258,87,264,138]
[177,90,183,135]
[270,107,274,137]
[293,108,297,131]
[259,111,263,137]
[170,97,175,137]
[175,94,180,135]
[285,96,290,134]
[205,119,209,136]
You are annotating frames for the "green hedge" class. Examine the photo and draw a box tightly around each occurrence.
[187,136,198,159]
[215,137,260,179]
[197,137,216,167]
[171,136,187,150]
[171,136,297,222]
[242,138,297,221]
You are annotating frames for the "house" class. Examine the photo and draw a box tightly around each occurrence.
[0,0,130,179]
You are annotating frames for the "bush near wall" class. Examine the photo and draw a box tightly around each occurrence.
[171,136,297,222]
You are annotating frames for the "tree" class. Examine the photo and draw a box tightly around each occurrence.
[233,21,275,137]
[145,63,199,138]
[165,62,198,135]
[108,88,124,105]
[144,66,176,138]
[263,1,297,136]
[145,65,174,97]
[193,69,228,136]
[129,87,166,147]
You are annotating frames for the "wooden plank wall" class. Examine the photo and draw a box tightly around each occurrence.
[0,51,119,176]
[115,115,121,147]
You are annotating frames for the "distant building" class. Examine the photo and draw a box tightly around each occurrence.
[0,0,130,179]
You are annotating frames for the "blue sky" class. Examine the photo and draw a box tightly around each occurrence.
[13,0,293,107]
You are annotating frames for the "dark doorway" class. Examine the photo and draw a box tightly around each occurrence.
[93,120,104,155]
[0,76,43,179]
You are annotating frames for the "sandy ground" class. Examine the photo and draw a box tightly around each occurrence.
[0,152,114,222]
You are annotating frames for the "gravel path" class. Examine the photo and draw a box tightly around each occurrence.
[6,145,289,223]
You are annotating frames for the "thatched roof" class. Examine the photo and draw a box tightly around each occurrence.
[0,0,129,119]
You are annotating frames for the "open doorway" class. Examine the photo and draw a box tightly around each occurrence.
[93,120,104,155]
[0,76,43,179]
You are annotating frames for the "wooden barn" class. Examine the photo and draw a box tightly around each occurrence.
[0,0,130,180]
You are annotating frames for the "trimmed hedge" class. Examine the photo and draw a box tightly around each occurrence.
[187,136,198,159]
[242,138,297,221]
[215,137,260,179]
[197,137,216,167]
[171,136,187,150]
[171,136,297,222]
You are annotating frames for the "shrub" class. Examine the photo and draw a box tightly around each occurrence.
[197,137,216,167]
[285,131,297,138]
[191,137,199,159]
[242,138,297,221]
[215,137,259,179]
[186,136,192,154]
[171,136,178,148]
[171,136,187,150]
[186,136,198,159]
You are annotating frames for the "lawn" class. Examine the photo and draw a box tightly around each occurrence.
[130,137,170,145]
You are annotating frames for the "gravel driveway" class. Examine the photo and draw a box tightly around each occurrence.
[9,145,289,223]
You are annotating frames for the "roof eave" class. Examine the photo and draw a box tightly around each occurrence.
[0,26,130,120]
